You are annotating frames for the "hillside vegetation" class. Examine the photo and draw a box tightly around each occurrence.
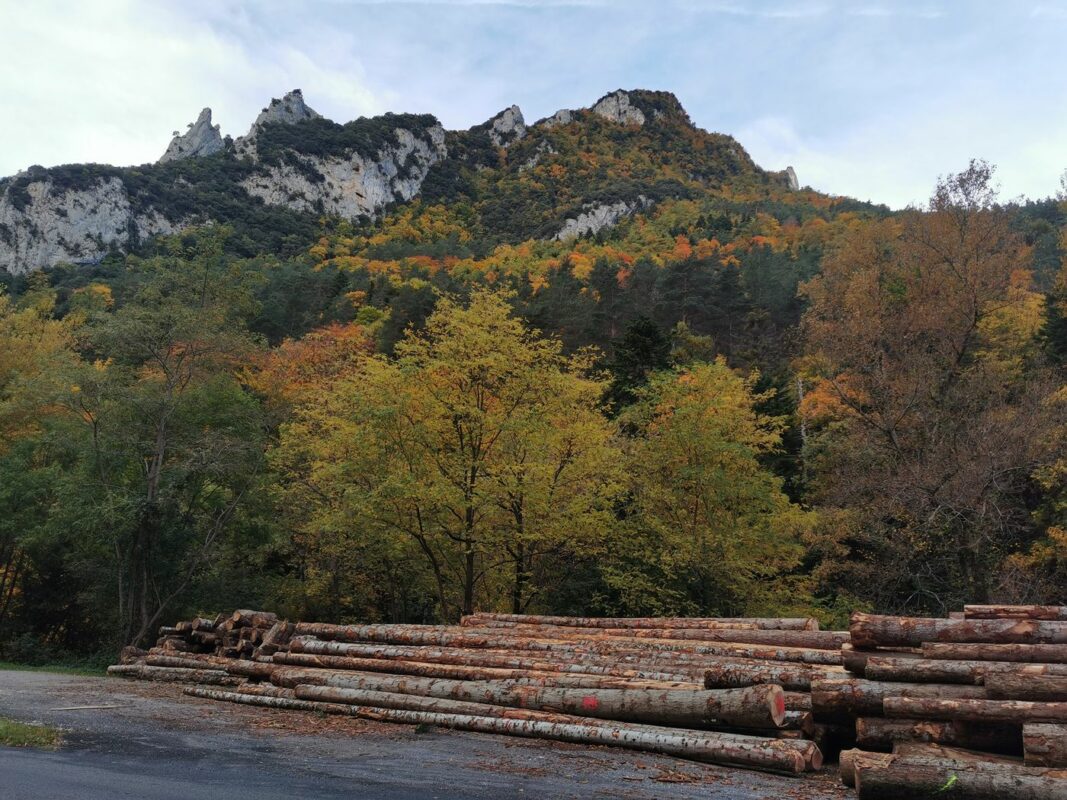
[1,91,1065,659]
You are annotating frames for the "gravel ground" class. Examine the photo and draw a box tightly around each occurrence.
[0,669,853,800]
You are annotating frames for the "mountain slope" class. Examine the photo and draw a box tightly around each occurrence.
[0,89,799,275]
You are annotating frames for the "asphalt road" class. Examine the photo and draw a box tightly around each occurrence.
[0,670,851,800]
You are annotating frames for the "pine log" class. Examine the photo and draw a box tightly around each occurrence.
[850,612,1067,648]
[841,644,922,676]
[278,646,699,683]
[839,750,895,787]
[106,664,241,685]
[191,617,216,632]
[811,678,986,720]
[854,758,1067,799]
[1024,724,1067,767]
[783,692,812,711]
[289,631,842,666]
[231,609,279,629]
[965,605,1067,621]
[704,662,842,691]
[884,697,1067,724]
[184,686,821,773]
[291,669,788,729]
[118,646,146,664]
[841,746,1033,789]
[464,623,848,650]
[864,655,1049,684]
[986,674,1067,702]
[270,652,699,688]
[854,717,1021,754]
[157,626,182,637]
[225,660,277,680]
[462,613,820,631]
[145,654,231,670]
[226,684,296,698]
[922,643,1067,663]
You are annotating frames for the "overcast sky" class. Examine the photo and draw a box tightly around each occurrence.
[2,0,1065,208]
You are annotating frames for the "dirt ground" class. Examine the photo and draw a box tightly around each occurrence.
[0,669,854,799]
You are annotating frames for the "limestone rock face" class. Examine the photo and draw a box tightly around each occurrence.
[488,105,526,147]
[240,124,447,218]
[554,196,650,241]
[158,108,224,163]
[0,176,179,274]
[591,91,646,126]
[786,166,800,191]
[235,89,322,158]
[538,109,574,128]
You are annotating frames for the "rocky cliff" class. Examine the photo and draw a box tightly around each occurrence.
[1,88,788,275]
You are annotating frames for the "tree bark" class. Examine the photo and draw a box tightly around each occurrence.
[1024,724,1067,767]
[462,613,820,631]
[854,716,1021,754]
[964,605,1067,621]
[274,668,786,729]
[811,678,986,720]
[921,642,1067,663]
[850,612,1067,648]
[854,757,1067,800]
[883,697,1067,724]
[864,656,1067,685]
[183,687,821,773]
[985,674,1067,702]
[106,664,241,685]
[703,662,844,691]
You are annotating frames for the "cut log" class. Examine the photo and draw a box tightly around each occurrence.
[811,678,986,719]
[854,757,1067,799]
[863,656,1067,685]
[145,655,230,670]
[964,605,1067,621]
[297,621,847,652]
[783,692,811,711]
[462,613,820,631]
[704,662,842,691]
[271,652,698,688]
[986,674,1067,702]
[183,686,821,773]
[271,648,695,686]
[884,697,1067,724]
[106,664,241,686]
[460,623,848,650]
[231,609,279,629]
[225,660,276,680]
[841,644,922,676]
[891,741,1024,764]
[921,642,1067,663]
[841,746,1036,789]
[289,632,842,666]
[282,669,788,729]
[839,750,895,787]
[849,612,1067,648]
[1024,724,1067,767]
[854,717,1021,754]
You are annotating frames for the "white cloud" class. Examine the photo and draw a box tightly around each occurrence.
[0,0,382,174]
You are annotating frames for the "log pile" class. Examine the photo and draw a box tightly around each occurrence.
[109,610,836,775]
[836,605,1067,798]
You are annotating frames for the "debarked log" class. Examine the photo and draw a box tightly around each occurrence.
[883,697,1067,724]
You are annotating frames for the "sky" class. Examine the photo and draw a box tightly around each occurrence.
[1,0,1065,209]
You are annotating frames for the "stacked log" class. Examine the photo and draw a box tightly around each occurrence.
[839,605,1067,797]
[145,609,292,661]
[109,610,831,775]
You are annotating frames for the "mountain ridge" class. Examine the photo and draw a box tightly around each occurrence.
[0,88,799,275]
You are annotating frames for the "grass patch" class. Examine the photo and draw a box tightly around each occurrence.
[0,717,60,749]
[0,661,106,677]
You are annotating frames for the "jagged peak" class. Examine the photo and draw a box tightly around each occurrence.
[486,105,526,147]
[158,107,224,164]
[249,89,323,132]
[533,89,691,130]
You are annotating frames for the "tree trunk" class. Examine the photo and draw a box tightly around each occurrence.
[106,664,241,685]
[811,678,986,720]
[1024,724,1067,767]
[864,656,1067,685]
[850,612,1067,648]
[985,674,1067,702]
[921,642,1067,663]
[272,652,699,687]
[462,613,820,631]
[183,687,821,773]
[273,667,785,729]
[703,662,843,691]
[854,716,1021,754]
[854,758,1067,799]
[841,644,923,675]
[964,605,1067,621]
[883,697,1067,724]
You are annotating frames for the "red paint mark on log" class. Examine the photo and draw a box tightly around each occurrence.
[775,693,786,716]
[582,695,599,711]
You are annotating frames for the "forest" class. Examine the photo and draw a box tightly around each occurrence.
[2,156,1066,666]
